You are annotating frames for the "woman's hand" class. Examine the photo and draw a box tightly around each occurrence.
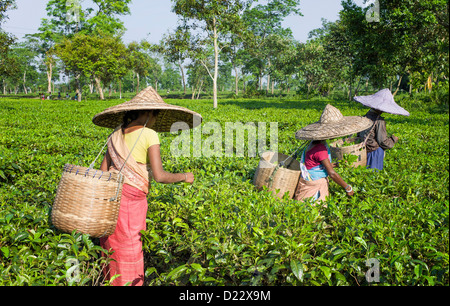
[184,172,195,184]
[345,185,354,197]
[392,135,399,143]
[149,145,195,184]
[322,159,355,196]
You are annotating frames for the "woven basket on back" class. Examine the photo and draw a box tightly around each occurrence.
[329,137,367,168]
[253,152,301,199]
[52,112,151,238]
[51,164,124,238]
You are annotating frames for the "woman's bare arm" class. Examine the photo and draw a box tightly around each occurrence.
[321,159,354,196]
[148,144,194,184]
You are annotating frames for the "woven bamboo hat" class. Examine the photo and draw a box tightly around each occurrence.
[92,86,202,132]
[354,88,410,116]
[295,104,373,141]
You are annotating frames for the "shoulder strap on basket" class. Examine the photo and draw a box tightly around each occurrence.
[89,117,150,171]
[89,117,150,202]
[268,141,310,188]
[363,115,380,146]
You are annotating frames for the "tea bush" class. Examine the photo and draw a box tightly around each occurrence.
[0,95,448,286]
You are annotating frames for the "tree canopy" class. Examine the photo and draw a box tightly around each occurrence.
[0,0,448,103]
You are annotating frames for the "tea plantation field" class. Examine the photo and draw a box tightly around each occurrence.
[0,96,448,286]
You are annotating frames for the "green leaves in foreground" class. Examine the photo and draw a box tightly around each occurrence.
[0,97,448,286]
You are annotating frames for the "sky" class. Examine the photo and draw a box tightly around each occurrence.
[2,0,367,44]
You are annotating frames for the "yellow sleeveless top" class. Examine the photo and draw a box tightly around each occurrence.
[124,128,160,164]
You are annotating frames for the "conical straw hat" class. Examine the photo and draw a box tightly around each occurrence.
[92,86,202,132]
[354,88,410,116]
[295,104,373,141]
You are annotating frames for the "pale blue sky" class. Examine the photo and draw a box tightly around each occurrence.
[3,0,366,44]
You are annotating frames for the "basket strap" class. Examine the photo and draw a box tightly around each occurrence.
[279,141,310,168]
[89,137,111,170]
[88,117,150,202]
[117,116,150,175]
[89,117,150,172]
[110,117,150,202]
[363,115,380,147]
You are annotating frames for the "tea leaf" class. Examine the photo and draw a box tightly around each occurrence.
[290,260,304,282]
[354,237,367,250]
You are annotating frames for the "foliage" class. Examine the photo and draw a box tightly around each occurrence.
[2,1,448,100]
[53,33,128,100]
[0,0,16,24]
[0,96,448,286]
[172,0,255,108]
[337,0,449,93]
[0,0,17,83]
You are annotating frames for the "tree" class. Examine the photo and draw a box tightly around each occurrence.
[241,0,301,92]
[34,0,132,97]
[53,33,129,100]
[159,26,191,95]
[172,0,252,108]
[309,18,360,99]
[10,42,39,94]
[296,41,328,98]
[0,0,16,24]
[147,57,163,91]
[0,0,17,88]
[264,34,298,94]
[39,0,131,38]
[85,0,132,36]
[187,58,211,100]
[127,41,153,94]
[338,0,449,95]
[221,33,245,95]
[159,64,182,91]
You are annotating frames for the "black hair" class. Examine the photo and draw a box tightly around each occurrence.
[122,110,160,132]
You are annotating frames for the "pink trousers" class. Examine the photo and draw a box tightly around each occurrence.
[100,184,148,286]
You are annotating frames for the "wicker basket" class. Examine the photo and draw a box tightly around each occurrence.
[51,164,124,238]
[253,152,301,199]
[329,137,367,168]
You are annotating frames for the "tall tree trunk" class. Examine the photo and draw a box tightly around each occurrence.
[348,80,353,101]
[233,62,239,96]
[197,80,204,100]
[212,16,219,109]
[192,77,201,100]
[89,79,94,94]
[75,72,82,102]
[136,72,140,94]
[23,70,28,94]
[94,76,104,100]
[179,59,186,95]
[354,76,362,96]
[393,75,403,96]
[46,60,53,94]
